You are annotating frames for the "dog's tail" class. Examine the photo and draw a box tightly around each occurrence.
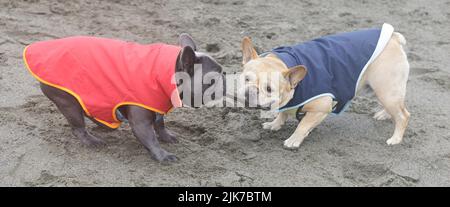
[393,32,406,46]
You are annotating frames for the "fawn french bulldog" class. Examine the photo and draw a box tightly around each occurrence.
[239,23,410,149]
[23,34,223,162]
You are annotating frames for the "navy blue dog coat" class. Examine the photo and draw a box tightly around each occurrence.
[272,23,394,114]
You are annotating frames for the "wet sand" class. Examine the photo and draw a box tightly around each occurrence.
[0,0,449,186]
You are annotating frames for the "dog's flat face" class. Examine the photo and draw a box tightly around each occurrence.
[241,56,292,108]
[175,34,224,107]
[239,37,307,110]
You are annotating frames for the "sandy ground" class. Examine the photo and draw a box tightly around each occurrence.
[0,0,449,186]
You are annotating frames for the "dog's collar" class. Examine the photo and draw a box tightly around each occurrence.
[295,107,306,121]
[295,102,339,121]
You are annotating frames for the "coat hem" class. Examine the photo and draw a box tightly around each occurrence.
[277,93,336,112]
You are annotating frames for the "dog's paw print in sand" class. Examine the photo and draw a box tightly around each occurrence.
[165,121,223,151]
[343,161,420,186]
[343,162,389,185]
[235,15,254,28]
[378,164,421,187]
[0,106,19,125]
[23,170,90,187]
[348,95,379,115]
[6,95,71,144]
[406,8,433,25]
[420,72,450,91]
[200,0,227,5]
[152,19,172,26]
[408,8,430,18]
[214,171,255,187]
[1,0,39,9]
[200,0,244,6]
[152,19,180,29]
[20,0,40,3]
[206,43,221,53]
[408,53,422,63]
[336,12,360,27]
[0,52,7,66]
[4,95,114,151]
[436,41,450,46]
[49,0,81,16]
[20,95,59,115]
[23,170,60,187]
[0,98,50,140]
[6,30,59,46]
[410,67,439,77]
[203,17,221,27]
[263,32,277,40]
[327,147,348,157]
[376,174,419,187]
[338,12,353,17]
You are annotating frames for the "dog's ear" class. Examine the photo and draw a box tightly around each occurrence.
[283,65,307,88]
[178,33,197,51]
[180,46,196,75]
[241,36,258,65]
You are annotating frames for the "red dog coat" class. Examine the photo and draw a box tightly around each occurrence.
[23,36,182,129]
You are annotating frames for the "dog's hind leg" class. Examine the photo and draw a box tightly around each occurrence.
[40,83,105,146]
[126,106,177,162]
[375,92,410,145]
[366,33,410,145]
[373,108,391,120]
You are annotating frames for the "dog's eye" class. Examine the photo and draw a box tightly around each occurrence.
[245,76,250,82]
[266,86,272,93]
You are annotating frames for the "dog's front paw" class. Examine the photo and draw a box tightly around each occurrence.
[152,149,178,164]
[386,136,402,145]
[283,136,303,149]
[262,121,282,131]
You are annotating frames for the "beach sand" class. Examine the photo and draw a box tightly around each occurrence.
[0,0,449,186]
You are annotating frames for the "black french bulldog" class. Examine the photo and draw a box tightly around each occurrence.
[32,34,223,163]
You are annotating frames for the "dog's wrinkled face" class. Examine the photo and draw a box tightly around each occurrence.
[239,37,307,110]
[175,34,224,107]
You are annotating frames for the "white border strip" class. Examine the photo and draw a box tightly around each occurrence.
[278,93,336,112]
[353,23,394,96]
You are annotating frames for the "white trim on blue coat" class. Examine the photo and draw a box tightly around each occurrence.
[353,23,394,97]
[277,93,336,112]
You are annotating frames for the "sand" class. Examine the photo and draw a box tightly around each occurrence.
[0,0,449,186]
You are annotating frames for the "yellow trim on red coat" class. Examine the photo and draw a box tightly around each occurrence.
[111,102,168,123]
[23,46,172,129]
